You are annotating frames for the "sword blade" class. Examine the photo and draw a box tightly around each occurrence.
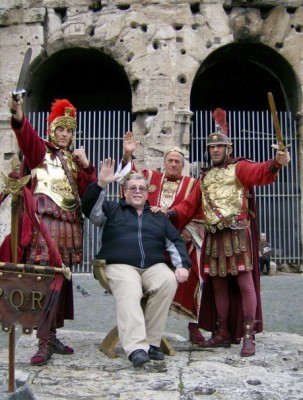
[267,92,286,151]
[12,47,32,100]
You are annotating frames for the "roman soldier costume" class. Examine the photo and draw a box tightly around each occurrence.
[9,99,96,366]
[168,108,286,356]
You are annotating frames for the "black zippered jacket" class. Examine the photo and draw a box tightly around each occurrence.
[82,182,192,269]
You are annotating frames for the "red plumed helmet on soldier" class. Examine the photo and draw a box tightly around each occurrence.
[207,108,232,147]
[47,99,77,146]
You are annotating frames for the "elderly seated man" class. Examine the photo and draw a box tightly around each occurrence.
[82,158,191,368]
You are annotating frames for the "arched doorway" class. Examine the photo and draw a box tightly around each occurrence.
[190,43,300,113]
[25,47,132,112]
[190,43,301,266]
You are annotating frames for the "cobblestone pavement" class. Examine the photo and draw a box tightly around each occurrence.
[1,272,302,350]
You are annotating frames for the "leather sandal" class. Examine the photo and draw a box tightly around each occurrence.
[30,337,53,366]
[188,322,206,345]
[53,337,74,355]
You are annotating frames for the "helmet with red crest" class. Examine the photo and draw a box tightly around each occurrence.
[207,108,232,147]
[47,99,77,147]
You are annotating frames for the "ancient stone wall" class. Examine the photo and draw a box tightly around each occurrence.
[0,1,302,245]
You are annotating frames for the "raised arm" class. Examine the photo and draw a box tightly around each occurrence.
[8,92,46,168]
[121,131,140,163]
[82,158,119,226]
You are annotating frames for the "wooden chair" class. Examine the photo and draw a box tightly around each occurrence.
[91,259,176,358]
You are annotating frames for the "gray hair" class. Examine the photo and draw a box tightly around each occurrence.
[123,172,150,190]
[164,149,185,165]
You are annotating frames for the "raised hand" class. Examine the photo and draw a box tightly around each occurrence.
[274,149,291,166]
[123,131,140,159]
[8,92,23,122]
[97,158,119,188]
[72,146,89,168]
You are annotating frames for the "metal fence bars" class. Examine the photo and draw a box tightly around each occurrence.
[28,109,300,272]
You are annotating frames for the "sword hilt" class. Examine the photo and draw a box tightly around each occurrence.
[272,143,290,152]
[10,90,26,115]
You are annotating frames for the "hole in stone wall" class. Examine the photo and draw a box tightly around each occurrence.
[89,2,102,12]
[286,7,297,14]
[117,4,130,11]
[260,6,273,20]
[191,24,199,30]
[223,5,232,16]
[176,37,183,43]
[127,53,134,62]
[130,21,138,29]
[89,27,95,36]
[152,40,160,50]
[206,40,212,49]
[4,153,15,160]
[275,42,283,49]
[160,127,172,135]
[190,3,200,15]
[180,49,186,55]
[141,24,147,32]
[54,7,67,21]
[178,75,186,84]
[173,23,183,31]
[132,110,158,127]
[131,79,139,91]
[133,110,157,118]
[295,25,302,33]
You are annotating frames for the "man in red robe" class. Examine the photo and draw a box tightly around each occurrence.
[6,94,96,366]
[166,109,290,356]
[117,132,205,345]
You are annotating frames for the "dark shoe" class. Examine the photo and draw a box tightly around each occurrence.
[200,319,231,348]
[129,349,151,368]
[201,333,231,348]
[53,337,74,355]
[30,337,53,366]
[188,322,205,345]
[148,345,164,360]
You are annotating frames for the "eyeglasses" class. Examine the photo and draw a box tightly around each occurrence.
[126,186,148,193]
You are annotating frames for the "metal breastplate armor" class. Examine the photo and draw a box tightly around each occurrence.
[201,163,252,276]
[32,150,78,212]
[28,150,82,266]
[201,163,246,231]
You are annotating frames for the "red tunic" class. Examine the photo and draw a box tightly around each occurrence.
[171,157,282,340]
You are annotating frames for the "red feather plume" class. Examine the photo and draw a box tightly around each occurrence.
[212,108,228,136]
[47,99,76,125]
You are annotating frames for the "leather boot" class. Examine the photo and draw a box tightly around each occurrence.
[188,322,205,345]
[30,335,54,366]
[201,319,231,348]
[241,317,255,357]
[52,330,74,355]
